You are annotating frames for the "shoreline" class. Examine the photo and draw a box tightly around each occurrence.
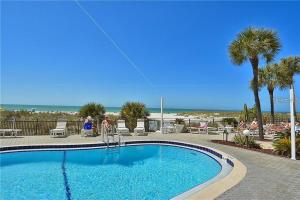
[0,104,244,113]
[0,104,291,114]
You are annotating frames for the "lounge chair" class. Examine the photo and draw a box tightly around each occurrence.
[225,125,234,134]
[50,121,67,137]
[248,129,259,137]
[163,121,175,133]
[0,129,22,137]
[216,127,225,134]
[134,119,147,136]
[81,129,94,137]
[198,122,208,134]
[0,118,22,137]
[295,125,300,135]
[175,124,185,133]
[149,120,158,131]
[116,120,130,136]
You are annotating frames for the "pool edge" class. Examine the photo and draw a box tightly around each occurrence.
[185,154,246,200]
[0,140,247,200]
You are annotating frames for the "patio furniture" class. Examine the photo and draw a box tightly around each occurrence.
[0,129,22,137]
[116,120,130,136]
[163,121,175,133]
[175,124,185,133]
[134,119,147,136]
[216,127,225,134]
[149,120,158,131]
[248,129,259,137]
[207,126,218,134]
[0,118,22,137]
[225,125,234,134]
[50,121,67,137]
[81,129,94,137]
[198,122,208,134]
[295,125,300,135]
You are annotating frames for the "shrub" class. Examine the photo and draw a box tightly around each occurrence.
[273,132,286,142]
[175,118,185,124]
[222,118,238,127]
[273,138,291,157]
[233,134,261,149]
[120,102,150,131]
[79,103,105,120]
[208,122,218,128]
[106,114,119,126]
[273,136,300,157]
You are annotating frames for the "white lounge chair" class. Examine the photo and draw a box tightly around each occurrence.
[198,122,208,134]
[0,118,22,137]
[149,120,158,131]
[248,129,259,137]
[163,121,175,133]
[81,129,94,137]
[0,129,22,137]
[225,125,234,134]
[116,120,130,136]
[295,125,300,135]
[50,121,67,137]
[134,119,147,136]
[214,127,225,134]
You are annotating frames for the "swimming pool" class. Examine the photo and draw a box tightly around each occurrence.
[1,144,228,200]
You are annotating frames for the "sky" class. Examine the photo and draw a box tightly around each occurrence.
[1,0,299,111]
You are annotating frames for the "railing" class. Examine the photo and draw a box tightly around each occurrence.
[0,120,86,136]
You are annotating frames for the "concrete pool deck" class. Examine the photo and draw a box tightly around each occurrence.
[1,133,300,199]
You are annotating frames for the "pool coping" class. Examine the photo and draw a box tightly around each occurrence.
[0,140,247,199]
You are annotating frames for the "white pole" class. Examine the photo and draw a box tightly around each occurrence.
[160,97,164,134]
[290,87,296,160]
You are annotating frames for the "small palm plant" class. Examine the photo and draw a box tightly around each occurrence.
[79,103,106,120]
[120,102,150,131]
[258,64,279,124]
[229,27,281,139]
[276,56,300,120]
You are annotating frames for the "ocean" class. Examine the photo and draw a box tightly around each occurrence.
[0,104,239,113]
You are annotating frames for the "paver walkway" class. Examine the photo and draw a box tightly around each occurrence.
[1,133,299,200]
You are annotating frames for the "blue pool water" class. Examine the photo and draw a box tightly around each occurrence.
[0,145,222,200]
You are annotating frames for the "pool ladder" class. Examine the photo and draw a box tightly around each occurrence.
[102,125,123,148]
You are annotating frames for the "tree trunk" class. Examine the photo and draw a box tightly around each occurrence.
[292,84,297,121]
[268,89,275,124]
[250,57,264,140]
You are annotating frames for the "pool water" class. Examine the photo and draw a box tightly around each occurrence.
[0,145,221,200]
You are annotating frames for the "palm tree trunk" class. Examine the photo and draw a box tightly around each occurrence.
[292,84,297,121]
[268,89,275,124]
[250,57,264,140]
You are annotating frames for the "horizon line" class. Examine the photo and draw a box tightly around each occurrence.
[0,103,291,113]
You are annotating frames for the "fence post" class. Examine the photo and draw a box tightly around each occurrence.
[35,119,38,135]
[97,118,100,135]
[77,120,80,134]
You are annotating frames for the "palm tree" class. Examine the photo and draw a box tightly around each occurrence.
[120,102,150,131]
[258,64,279,124]
[276,56,300,120]
[79,103,106,120]
[229,27,281,140]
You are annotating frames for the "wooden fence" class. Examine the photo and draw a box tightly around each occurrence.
[0,116,295,136]
[0,120,86,136]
